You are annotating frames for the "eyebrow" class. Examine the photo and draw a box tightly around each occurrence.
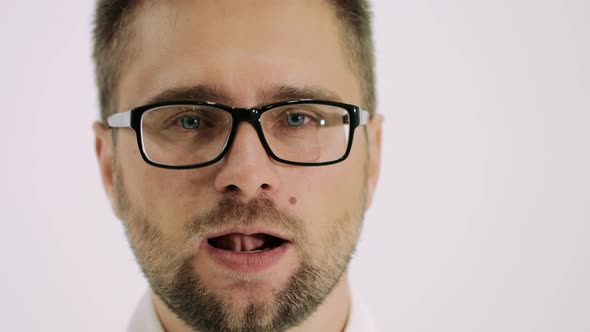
[141,84,344,108]
[143,85,232,106]
[258,84,343,105]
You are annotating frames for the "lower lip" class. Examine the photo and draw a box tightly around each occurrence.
[201,240,290,274]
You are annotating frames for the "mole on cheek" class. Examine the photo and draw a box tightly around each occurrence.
[289,197,297,205]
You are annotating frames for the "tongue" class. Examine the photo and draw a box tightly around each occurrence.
[217,233,266,252]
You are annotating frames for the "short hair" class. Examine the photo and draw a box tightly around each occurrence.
[92,0,376,122]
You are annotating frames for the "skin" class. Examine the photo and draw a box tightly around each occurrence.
[94,0,383,331]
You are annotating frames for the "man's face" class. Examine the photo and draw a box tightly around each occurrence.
[96,0,381,331]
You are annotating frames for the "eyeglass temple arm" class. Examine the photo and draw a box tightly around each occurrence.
[359,109,370,126]
[106,111,132,128]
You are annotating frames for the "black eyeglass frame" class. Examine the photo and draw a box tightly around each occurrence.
[107,99,370,169]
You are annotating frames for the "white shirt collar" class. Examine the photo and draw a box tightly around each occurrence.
[128,291,164,332]
[128,288,376,332]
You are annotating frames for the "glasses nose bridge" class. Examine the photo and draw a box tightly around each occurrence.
[229,106,269,152]
[234,106,262,125]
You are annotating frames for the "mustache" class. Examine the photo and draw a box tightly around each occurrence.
[182,196,308,241]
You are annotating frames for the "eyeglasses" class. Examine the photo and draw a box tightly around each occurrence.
[107,99,370,169]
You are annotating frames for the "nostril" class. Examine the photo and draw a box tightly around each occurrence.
[226,184,239,192]
[260,183,270,190]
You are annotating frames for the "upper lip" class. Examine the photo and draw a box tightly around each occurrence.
[205,226,292,242]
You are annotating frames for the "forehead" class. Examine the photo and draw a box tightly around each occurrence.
[118,0,360,110]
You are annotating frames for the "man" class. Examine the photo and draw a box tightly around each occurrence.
[92,0,383,331]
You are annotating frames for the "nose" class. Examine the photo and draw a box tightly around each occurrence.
[214,122,281,199]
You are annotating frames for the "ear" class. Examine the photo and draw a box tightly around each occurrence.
[365,113,384,208]
[93,121,120,218]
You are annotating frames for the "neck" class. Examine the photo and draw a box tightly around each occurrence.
[153,273,352,332]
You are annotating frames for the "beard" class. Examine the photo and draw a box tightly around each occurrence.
[115,166,367,331]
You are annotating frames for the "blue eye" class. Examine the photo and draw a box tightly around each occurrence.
[286,113,306,127]
[179,116,200,129]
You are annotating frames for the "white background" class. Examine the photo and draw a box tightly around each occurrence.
[1,1,588,331]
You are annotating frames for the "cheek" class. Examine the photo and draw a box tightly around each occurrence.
[117,133,218,235]
[284,155,366,243]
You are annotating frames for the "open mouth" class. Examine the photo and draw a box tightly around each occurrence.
[207,233,287,253]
